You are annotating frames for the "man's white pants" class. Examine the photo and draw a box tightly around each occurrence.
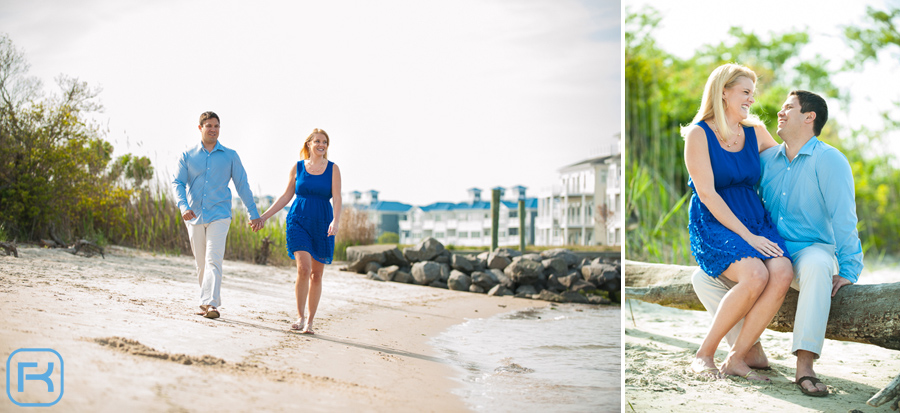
[185,218,231,308]
[691,243,838,357]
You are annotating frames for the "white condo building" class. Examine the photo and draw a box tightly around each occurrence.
[398,187,538,247]
[536,135,622,246]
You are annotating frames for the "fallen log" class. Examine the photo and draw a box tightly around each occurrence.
[624,260,900,407]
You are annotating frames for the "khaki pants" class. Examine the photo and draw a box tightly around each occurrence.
[185,218,231,308]
[691,243,838,357]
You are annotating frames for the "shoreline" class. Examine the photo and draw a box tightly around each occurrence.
[0,245,548,411]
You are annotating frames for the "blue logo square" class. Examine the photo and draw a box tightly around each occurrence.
[6,348,64,407]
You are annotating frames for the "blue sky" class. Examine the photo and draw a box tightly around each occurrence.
[0,0,621,206]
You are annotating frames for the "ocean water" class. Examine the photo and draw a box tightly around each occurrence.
[431,304,621,412]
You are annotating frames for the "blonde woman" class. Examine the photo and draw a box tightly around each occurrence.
[683,64,793,381]
[257,128,342,334]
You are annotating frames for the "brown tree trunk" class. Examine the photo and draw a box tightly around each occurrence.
[624,260,900,351]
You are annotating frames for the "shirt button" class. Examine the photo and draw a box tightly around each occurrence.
[780,217,783,220]
[787,167,790,170]
[782,192,786,196]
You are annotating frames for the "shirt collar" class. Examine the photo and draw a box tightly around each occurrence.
[775,136,819,160]
[197,140,225,153]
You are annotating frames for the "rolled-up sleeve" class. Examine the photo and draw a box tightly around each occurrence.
[172,153,191,214]
[231,152,259,219]
[818,150,864,283]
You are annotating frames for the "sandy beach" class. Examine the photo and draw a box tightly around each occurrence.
[0,245,549,412]
[625,294,900,412]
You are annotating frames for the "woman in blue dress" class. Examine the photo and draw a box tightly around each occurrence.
[683,64,793,381]
[257,128,342,334]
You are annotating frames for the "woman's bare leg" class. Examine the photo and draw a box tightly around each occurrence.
[692,258,769,375]
[720,257,793,379]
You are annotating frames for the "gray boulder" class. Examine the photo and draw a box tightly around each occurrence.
[515,284,538,298]
[588,294,612,305]
[393,271,413,284]
[540,248,579,268]
[537,289,565,303]
[547,274,566,293]
[366,271,385,282]
[377,265,400,282]
[429,280,448,289]
[469,284,485,294]
[582,263,619,285]
[559,272,582,289]
[492,248,523,259]
[448,270,472,291]
[347,244,408,273]
[382,247,410,267]
[486,254,511,270]
[542,258,568,277]
[451,254,475,273]
[412,261,442,286]
[471,271,499,290]
[560,291,590,304]
[440,263,451,282]
[403,237,445,262]
[522,253,543,262]
[570,279,598,293]
[434,249,452,264]
[487,285,514,296]
[504,259,543,286]
[490,268,515,289]
[365,261,382,274]
[347,250,384,273]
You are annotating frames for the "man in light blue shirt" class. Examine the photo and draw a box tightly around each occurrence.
[692,90,862,397]
[172,111,263,319]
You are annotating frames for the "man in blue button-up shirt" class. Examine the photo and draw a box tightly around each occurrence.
[692,91,862,397]
[172,111,262,319]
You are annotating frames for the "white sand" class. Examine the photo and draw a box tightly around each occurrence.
[0,245,547,411]
[624,297,900,412]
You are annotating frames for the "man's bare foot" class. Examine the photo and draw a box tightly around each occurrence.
[745,341,770,369]
[690,357,719,378]
[721,353,770,382]
[796,351,827,395]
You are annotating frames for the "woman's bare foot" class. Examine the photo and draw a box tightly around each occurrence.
[291,315,307,331]
[302,320,315,335]
[721,353,770,382]
[690,356,719,378]
[744,342,770,369]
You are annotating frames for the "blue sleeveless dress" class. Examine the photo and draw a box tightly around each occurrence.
[688,122,790,278]
[286,160,335,264]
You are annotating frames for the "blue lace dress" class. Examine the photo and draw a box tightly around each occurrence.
[286,160,335,264]
[688,122,790,278]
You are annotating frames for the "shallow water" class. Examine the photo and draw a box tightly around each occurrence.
[431,304,621,412]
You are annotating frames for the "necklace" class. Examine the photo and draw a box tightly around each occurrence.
[711,122,742,148]
[306,160,325,173]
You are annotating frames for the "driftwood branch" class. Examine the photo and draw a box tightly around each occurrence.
[69,239,105,258]
[624,260,900,407]
[0,241,17,257]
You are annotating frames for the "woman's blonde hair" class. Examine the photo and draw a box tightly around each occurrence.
[681,63,764,140]
[300,128,329,160]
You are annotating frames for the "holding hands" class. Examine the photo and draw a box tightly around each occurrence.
[250,217,266,232]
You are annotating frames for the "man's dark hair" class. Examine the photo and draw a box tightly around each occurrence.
[199,111,219,126]
[789,90,827,136]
